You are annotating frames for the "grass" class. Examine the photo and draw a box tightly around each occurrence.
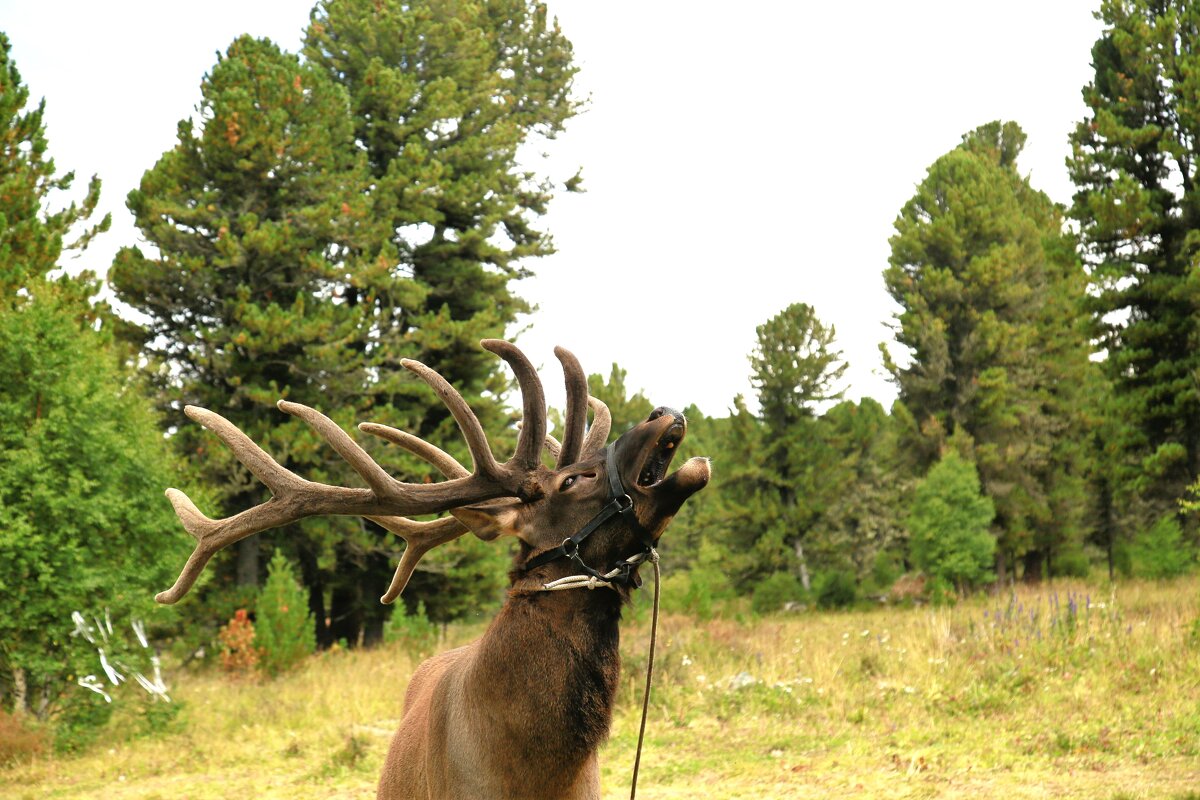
[3,577,1199,799]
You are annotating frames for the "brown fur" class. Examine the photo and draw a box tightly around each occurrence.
[378,584,623,799]
[377,410,710,799]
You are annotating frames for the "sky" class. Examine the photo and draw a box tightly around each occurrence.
[2,1,1105,418]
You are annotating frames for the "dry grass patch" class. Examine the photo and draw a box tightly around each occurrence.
[3,578,1198,799]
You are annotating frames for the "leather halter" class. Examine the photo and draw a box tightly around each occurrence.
[523,446,657,588]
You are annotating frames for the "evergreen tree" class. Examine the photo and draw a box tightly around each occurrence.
[586,364,655,436]
[907,452,996,592]
[302,0,579,396]
[256,551,317,676]
[809,399,906,586]
[747,303,847,590]
[108,36,397,647]
[0,32,108,297]
[1068,0,1200,526]
[884,121,1092,581]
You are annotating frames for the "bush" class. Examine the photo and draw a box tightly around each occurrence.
[814,569,857,609]
[0,710,47,765]
[256,552,316,677]
[659,564,735,620]
[53,692,113,754]
[751,572,804,615]
[907,452,996,590]
[218,609,259,677]
[1132,514,1195,579]
[384,600,438,654]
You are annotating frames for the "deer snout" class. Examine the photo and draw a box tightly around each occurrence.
[647,406,684,425]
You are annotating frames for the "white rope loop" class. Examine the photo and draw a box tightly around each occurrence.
[537,549,653,593]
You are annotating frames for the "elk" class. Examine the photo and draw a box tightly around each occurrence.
[155,340,711,800]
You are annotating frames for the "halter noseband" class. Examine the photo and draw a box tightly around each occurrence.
[524,446,657,590]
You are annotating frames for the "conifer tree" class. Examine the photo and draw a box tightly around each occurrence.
[747,303,847,590]
[885,121,1092,581]
[0,32,108,298]
[108,36,390,645]
[1068,0,1200,525]
[302,0,579,396]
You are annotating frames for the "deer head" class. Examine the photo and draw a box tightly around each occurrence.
[155,341,709,605]
[454,405,710,591]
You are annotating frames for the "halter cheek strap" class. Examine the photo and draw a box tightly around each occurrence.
[523,447,656,589]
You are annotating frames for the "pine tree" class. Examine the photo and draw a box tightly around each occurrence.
[885,121,1092,581]
[301,0,579,397]
[747,303,847,590]
[108,36,389,646]
[302,7,580,622]
[256,551,316,676]
[0,32,108,298]
[1068,0,1200,526]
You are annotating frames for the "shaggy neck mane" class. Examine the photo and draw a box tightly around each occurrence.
[466,584,624,794]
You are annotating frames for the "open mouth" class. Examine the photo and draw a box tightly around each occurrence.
[636,422,685,487]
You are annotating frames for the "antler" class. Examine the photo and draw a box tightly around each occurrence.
[156,339,548,605]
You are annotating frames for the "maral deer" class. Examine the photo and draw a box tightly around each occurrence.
[155,340,711,799]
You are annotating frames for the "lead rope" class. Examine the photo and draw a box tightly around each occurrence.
[629,549,660,800]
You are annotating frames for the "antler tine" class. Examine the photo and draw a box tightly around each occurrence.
[368,516,467,603]
[360,422,470,479]
[399,358,504,482]
[581,396,612,456]
[279,401,399,498]
[515,420,561,462]
[480,339,546,470]
[553,346,588,468]
[363,423,518,602]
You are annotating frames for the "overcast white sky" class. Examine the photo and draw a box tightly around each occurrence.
[2,1,1104,418]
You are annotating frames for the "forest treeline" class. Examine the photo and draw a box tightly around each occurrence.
[3,0,1200,726]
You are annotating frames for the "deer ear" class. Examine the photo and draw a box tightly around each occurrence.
[451,500,524,542]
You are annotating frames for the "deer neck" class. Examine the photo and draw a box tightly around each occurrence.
[465,582,625,783]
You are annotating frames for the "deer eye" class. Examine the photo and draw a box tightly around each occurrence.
[560,475,579,491]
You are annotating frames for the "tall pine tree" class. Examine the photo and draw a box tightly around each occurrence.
[1068,0,1200,530]
[108,36,394,646]
[885,121,1092,581]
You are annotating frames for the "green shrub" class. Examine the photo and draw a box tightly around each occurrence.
[1131,514,1195,579]
[751,572,804,615]
[660,564,735,620]
[384,599,439,654]
[907,452,996,590]
[814,569,857,609]
[1052,544,1091,578]
[53,692,113,754]
[256,552,316,677]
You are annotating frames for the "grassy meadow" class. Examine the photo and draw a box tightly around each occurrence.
[3,577,1199,799]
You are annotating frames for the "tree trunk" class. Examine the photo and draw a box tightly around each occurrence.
[11,667,27,716]
[236,537,259,587]
[995,550,1008,585]
[793,540,811,592]
[330,580,365,647]
[1022,549,1045,584]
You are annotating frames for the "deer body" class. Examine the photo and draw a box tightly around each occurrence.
[154,342,709,799]
[380,587,622,799]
